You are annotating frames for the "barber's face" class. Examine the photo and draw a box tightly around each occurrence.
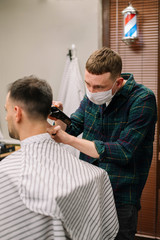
[5,93,19,140]
[85,70,122,94]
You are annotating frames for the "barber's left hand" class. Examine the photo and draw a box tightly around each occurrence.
[47,124,71,144]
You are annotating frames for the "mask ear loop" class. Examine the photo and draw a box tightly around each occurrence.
[111,79,118,96]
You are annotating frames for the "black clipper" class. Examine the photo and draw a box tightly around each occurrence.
[50,106,71,126]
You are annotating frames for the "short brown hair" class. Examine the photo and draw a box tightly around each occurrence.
[86,47,122,80]
[8,76,53,120]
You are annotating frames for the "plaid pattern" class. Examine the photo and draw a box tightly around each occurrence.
[67,73,157,209]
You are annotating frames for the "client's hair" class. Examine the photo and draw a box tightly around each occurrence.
[8,75,53,120]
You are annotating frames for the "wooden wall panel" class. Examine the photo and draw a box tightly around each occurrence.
[102,0,159,238]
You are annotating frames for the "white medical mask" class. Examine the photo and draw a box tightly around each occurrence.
[86,81,117,106]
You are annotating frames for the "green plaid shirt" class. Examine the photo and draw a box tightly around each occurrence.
[67,73,157,209]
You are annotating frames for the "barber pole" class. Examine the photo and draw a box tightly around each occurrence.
[122,3,138,44]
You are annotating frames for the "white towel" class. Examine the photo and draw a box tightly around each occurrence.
[58,56,85,116]
[58,55,85,157]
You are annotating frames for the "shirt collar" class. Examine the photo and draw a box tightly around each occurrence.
[116,73,135,98]
[21,133,51,146]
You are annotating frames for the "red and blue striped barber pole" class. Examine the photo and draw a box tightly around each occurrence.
[122,3,138,44]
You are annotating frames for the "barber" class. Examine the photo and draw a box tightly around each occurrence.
[47,47,157,240]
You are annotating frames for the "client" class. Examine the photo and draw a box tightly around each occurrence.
[0,76,118,240]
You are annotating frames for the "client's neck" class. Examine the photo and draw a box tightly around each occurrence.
[19,120,48,141]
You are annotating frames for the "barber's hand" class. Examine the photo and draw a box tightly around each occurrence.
[48,101,64,121]
[47,124,70,144]
[52,101,63,111]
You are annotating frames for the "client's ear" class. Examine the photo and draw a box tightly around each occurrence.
[14,106,22,123]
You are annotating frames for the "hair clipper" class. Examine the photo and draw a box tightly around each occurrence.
[50,106,71,126]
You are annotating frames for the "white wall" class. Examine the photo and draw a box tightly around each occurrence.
[0,0,102,139]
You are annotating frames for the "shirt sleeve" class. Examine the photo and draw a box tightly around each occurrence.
[94,93,157,166]
[66,97,86,137]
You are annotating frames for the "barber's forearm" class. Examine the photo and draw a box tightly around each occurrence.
[47,125,99,158]
[68,135,100,159]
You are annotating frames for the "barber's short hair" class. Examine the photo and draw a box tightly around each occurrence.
[86,47,122,80]
[8,76,53,120]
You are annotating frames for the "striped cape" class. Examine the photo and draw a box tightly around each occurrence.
[0,133,119,240]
